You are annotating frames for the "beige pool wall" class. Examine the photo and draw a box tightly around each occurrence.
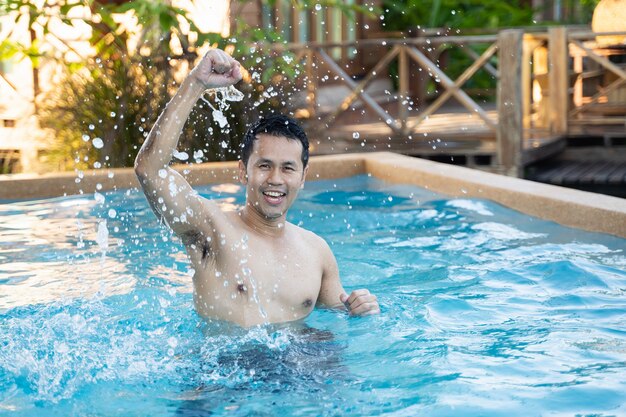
[1,152,625,238]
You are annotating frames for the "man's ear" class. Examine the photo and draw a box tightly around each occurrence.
[300,165,309,189]
[238,160,248,185]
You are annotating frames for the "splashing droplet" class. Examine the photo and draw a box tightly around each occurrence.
[213,110,228,128]
[92,138,104,149]
[218,85,244,102]
[96,220,109,253]
[173,150,189,161]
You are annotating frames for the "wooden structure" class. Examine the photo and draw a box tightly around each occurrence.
[268,27,626,178]
[530,159,626,197]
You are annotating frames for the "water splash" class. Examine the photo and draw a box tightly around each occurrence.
[200,85,244,129]
[96,220,109,261]
[92,138,104,149]
[215,85,244,102]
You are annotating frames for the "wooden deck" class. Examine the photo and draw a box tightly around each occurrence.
[304,96,626,196]
[527,159,626,198]
[306,102,566,170]
[532,160,626,185]
[288,27,626,189]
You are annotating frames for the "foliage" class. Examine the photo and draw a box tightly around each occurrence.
[1,0,376,171]
[382,0,534,31]
[39,53,169,170]
[563,0,600,24]
[381,0,534,99]
[2,0,208,169]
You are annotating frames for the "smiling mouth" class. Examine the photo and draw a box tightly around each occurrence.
[262,190,287,206]
[263,190,286,198]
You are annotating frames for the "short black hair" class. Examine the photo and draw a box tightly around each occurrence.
[241,115,309,168]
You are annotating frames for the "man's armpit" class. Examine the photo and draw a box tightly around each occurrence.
[181,229,214,262]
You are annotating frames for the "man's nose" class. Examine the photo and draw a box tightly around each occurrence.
[267,167,284,185]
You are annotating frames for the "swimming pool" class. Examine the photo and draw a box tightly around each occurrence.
[1,175,625,416]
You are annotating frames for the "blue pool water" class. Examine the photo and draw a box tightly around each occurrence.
[1,175,625,416]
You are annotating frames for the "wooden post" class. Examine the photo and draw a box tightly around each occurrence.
[572,51,583,107]
[306,50,316,118]
[548,27,568,136]
[398,45,409,132]
[497,29,524,177]
[522,35,533,129]
[407,28,427,105]
[533,44,549,128]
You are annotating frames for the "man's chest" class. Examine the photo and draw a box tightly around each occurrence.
[215,236,323,297]
[190,230,324,324]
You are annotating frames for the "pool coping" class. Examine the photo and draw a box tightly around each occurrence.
[1,152,625,238]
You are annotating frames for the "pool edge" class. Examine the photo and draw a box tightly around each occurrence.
[1,152,624,238]
[363,153,626,238]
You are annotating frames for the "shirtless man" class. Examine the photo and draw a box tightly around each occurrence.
[134,48,380,327]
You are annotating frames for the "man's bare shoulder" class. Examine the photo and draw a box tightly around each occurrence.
[176,194,226,226]
[177,196,231,241]
[286,222,332,256]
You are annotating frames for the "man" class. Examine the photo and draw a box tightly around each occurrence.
[134,48,380,327]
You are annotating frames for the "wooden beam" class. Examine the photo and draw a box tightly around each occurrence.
[497,29,524,177]
[405,46,497,131]
[317,49,403,135]
[570,77,626,116]
[570,40,626,80]
[460,45,498,78]
[533,44,549,128]
[522,37,536,129]
[548,27,568,135]
[323,46,400,127]
[407,42,498,133]
[306,50,316,117]
[398,46,409,131]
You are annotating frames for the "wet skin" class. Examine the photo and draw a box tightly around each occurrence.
[134,49,380,327]
[181,134,342,326]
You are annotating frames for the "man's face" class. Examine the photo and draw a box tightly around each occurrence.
[238,134,307,220]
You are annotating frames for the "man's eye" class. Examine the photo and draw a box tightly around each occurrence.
[259,164,270,169]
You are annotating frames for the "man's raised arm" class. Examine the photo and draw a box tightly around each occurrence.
[134,49,242,236]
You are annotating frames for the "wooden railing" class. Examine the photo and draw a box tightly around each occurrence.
[268,27,626,176]
[524,28,626,137]
[277,35,501,135]
[270,33,524,174]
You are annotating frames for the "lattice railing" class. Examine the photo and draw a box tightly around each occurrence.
[279,35,501,138]
[270,27,626,176]
[271,32,527,174]
[524,28,626,136]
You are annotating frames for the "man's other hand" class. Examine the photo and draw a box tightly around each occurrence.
[340,289,380,316]
[191,49,242,89]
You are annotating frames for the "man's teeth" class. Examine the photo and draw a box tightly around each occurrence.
[264,191,285,197]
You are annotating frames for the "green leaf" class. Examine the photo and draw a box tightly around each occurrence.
[97,7,116,30]
[114,0,142,14]
[59,3,76,16]
[158,12,176,33]
[0,39,21,60]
